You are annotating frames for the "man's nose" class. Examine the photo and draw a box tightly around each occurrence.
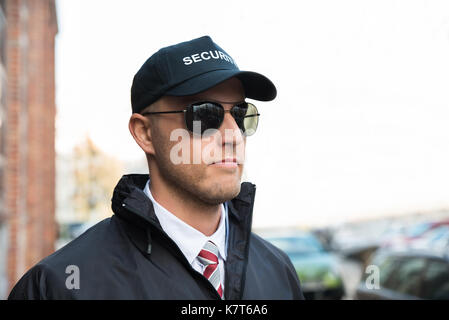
[219,111,244,146]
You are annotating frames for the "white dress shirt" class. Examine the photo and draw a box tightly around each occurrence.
[143,178,227,295]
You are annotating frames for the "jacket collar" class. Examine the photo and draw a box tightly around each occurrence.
[111,173,255,227]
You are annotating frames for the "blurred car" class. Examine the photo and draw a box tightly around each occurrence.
[265,232,345,300]
[381,219,449,250]
[355,249,449,299]
[408,225,449,252]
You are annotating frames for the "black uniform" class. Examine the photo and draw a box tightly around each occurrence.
[8,174,304,300]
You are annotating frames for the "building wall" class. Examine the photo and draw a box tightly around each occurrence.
[0,0,8,299]
[0,0,57,298]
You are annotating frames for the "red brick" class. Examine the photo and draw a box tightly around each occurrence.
[2,0,58,294]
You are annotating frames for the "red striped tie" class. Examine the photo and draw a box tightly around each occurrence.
[197,240,223,299]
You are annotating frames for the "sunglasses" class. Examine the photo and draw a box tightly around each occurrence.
[141,101,260,136]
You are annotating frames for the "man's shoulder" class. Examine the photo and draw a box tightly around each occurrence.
[8,217,125,299]
[42,218,117,267]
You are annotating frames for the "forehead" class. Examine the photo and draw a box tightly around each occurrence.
[161,77,245,107]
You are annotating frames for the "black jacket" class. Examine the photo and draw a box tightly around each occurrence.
[8,174,304,300]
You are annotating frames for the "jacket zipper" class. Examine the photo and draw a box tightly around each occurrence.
[238,184,256,299]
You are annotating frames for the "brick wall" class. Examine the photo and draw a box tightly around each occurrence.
[1,0,57,295]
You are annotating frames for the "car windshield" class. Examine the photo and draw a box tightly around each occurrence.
[267,235,325,255]
[426,226,449,239]
[407,223,431,238]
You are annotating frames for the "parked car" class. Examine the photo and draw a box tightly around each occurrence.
[381,220,449,250]
[265,232,345,300]
[408,225,449,252]
[356,248,449,299]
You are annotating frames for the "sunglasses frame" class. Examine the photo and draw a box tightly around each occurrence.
[141,101,260,136]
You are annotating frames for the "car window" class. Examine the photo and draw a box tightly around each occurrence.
[407,223,430,238]
[422,259,449,300]
[385,257,426,298]
[361,254,398,287]
[376,256,399,287]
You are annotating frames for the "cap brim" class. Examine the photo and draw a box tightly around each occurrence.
[165,69,277,101]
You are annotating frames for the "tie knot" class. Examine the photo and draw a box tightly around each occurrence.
[197,240,219,266]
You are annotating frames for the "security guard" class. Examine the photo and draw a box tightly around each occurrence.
[9,36,304,300]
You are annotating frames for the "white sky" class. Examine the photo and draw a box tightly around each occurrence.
[55,0,449,228]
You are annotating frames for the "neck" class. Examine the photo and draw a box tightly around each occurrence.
[148,170,222,237]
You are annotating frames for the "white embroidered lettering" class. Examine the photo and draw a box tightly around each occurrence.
[200,52,210,60]
[183,57,193,65]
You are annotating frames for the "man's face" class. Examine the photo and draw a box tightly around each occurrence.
[148,77,246,205]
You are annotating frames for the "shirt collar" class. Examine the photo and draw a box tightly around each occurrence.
[143,178,227,264]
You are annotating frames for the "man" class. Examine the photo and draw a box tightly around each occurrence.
[9,36,304,300]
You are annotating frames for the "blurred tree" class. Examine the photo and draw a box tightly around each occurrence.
[72,135,123,222]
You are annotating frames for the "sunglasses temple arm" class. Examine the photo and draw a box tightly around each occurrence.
[244,113,260,118]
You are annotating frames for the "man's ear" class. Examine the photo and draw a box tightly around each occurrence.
[128,114,156,156]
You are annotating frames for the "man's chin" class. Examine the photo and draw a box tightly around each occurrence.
[197,183,241,205]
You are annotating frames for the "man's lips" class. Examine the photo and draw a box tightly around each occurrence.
[209,158,241,165]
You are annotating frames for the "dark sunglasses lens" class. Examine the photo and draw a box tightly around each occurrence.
[230,103,247,133]
[185,102,224,134]
[231,102,259,136]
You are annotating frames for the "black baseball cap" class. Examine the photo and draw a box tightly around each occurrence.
[131,35,277,114]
